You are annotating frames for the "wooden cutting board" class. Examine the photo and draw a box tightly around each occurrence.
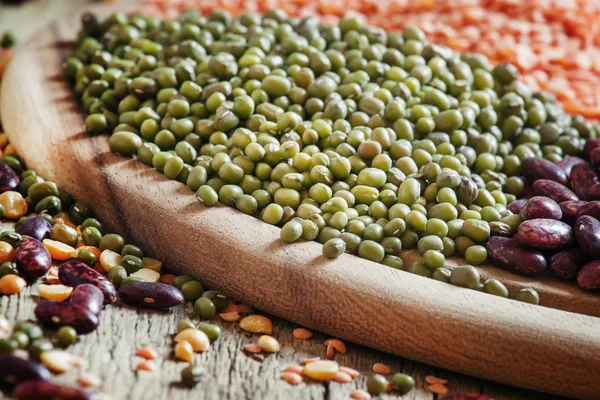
[2,7,600,399]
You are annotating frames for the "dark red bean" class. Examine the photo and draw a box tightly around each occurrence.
[0,162,20,193]
[583,138,600,159]
[517,219,574,251]
[70,284,104,316]
[577,201,600,220]
[12,380,97,400]
[118,282,184,309]
[560,200,587,226]
[570,161,599,200]
[485,236,547,276]
[532,179,579,203]
[522,180,535,199]
[520,196,562,220]
[549,249,588,280]
[556,156,585,175]
[34,301,99,334]
[14,237,51,279]
[591,147,600,167]
[58,260,116,304]
[0,356,50,390]
[507,199,527,215]
[15,216,52,241]
[574,215,600,258]
[586,183,600,201]
[577,260,600,291]
[520,157,569,187]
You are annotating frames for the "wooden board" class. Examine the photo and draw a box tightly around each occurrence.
[1,5,600,399]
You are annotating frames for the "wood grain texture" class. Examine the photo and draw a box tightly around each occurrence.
[0,3,598,399]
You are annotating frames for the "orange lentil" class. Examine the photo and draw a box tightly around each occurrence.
[292,327,313,340]
[219,311,240,322]
[339,366,360,378]
[332,371,352,383]
[137,360,156,372]
[303,357,320,364]
[77,373,101,388]
[350,389,371,400]
[0,242,14,263]
[281,371,303,385]
[428,383,449,395]
[243,343,262,354]
[326,343,335,360]
[0,274,26,295]
[136,347,158,360]
[372,363,391,375]
[425,375,448,385]
[324,338,346,353]
[159,273,176,285]
[284,365,304,375]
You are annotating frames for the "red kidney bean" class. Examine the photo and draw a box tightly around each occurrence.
[549,249,588,280]
[532,179,579,203]
[577,260,600,291]
[58,260,116,304]
[12,380,96,400]
[583,138,600,159]
[14,237,51,278]
[570,161,599,200]
[560,200,587,226]
[507,199,527,215]
[517,219,574,250]
[118,282,184,309]
[574,215,600,258]
[520,157,569,187]
[520,196,562,220]
[0,162,20,193]
[586,183,600,201]
[577,201,600,220]
[34,301,100,334]
[70,284,104,316]
[485,236,547,276]
[556,155,585,175]
[591,147,600,167]
[15,216,52,242]
[0,356,50,390]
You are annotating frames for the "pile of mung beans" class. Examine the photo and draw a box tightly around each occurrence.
[65,8,600,298]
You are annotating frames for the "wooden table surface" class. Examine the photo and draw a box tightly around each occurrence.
[0,2,565,399]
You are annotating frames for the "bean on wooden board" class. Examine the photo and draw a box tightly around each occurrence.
[0,162,20,193]
[532,179,579,203]
[485,236,546,276]
[574,216,600,258]
[69,283,104,316]
[577,260,600,291]
[570,162,599,200]
[517,219,574,251]
[15,216,52,241]
[577,201,600,220]
[507,199,527,215]
[14,237,51,278]
[549,249,588,280]
[0,355,51,390]
[12,379,97,400]
[118,282,184,309]
[520,196,562,220]
[520,157,569,187]
[556,156,585,175]
[58,260,116,304]
[35,302,100,334]
[560,200,587,226]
